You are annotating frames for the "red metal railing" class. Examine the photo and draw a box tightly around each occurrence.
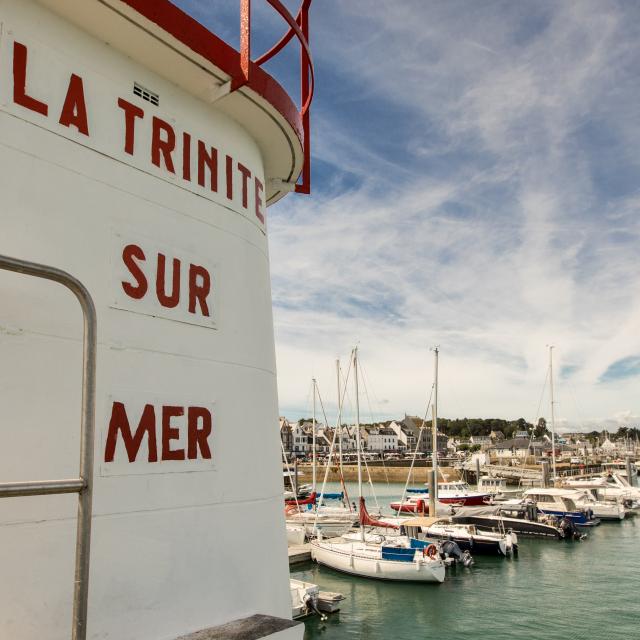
[233,0,314,194]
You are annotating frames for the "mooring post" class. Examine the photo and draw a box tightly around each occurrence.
[475,457,481,486]
[293,457,298,495]
[541,460,550,488]
[428,469,436,517]
[626,456,634,487]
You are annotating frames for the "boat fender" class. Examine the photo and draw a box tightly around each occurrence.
[423,544,438,559]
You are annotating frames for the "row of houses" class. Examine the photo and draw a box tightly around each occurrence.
[280,414,448,457]
[281,415,639,461]
[459,435,638,462]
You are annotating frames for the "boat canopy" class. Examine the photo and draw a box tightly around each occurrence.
[400,517,444,528]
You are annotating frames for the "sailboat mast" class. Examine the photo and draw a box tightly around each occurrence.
[336,359,343,477]
[432,347,439,501]
[312,377,317,491]
[354,348,363,499]
[549,345,557,479]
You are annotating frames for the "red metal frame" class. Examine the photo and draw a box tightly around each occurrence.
[235,0,314,194]
[120,0,314,195]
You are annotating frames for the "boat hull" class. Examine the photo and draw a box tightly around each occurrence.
[452,515,562,539]
[390,493,489,512]
[421,532,512,556]
[538,509,600,526]
[310,542,445,583]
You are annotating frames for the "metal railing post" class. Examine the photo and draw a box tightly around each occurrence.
[0,255,97,640]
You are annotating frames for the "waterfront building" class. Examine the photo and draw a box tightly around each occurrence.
[361,425,399,453]
[281,417,295,455]
[470,435,493,449]
[401,414,448,453]
[389,420,418,451]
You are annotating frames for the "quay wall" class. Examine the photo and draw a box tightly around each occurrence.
[295,464,462,484]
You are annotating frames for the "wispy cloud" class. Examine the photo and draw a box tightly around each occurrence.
[174,0,640,429]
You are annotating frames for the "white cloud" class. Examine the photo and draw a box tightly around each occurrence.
[176,0,640,430]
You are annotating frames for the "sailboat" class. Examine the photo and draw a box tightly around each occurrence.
[286,376,357,537]
[311,347,446,583]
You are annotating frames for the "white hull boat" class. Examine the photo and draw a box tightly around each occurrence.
[286,511,357,537]
[290,579,320,619]
[311,539,445,583]
[571,490,625,521]
[286,524,306,546]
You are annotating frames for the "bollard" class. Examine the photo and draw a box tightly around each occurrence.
[428,469,436,517]
[626,456,635,488]
[541,460,550,488]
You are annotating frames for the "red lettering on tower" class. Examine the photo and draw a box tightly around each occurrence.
[156,253,181,308]
[104,402,213,464]
[182,132,192,182]
[225,154,233,200]
[162,406,186,461]
[59,73,89,135]
[188,407,213,459]
[188,264,211,317]
[105,402,158,463]
[13,42,48,116]
[151,116,176,173]
[117,98,144,155]
[198,141,218,192]
[255,177,265,224]
[122,244,148,299]
[237,163,251,209]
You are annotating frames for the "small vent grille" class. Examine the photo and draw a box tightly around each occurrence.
[133,82,159,106]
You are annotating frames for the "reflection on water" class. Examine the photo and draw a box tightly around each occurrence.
[294,483,640,640]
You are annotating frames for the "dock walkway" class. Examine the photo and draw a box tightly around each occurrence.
[288,544,312,566]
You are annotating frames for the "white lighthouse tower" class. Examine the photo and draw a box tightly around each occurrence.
[0,1,313,638]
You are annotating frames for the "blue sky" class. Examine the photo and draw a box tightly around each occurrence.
[174,1,640,431]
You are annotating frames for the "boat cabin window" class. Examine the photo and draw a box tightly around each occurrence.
[529,494,554,502]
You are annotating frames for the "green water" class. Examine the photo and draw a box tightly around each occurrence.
[293,483,640,640]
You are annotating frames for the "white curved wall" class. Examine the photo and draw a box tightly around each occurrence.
[0,1,291,638]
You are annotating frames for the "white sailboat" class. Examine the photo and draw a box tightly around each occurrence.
[311,347,446,583]
[286,376,357,537]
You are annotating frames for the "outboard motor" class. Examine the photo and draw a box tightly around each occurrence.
[558,516,585,541]
[440,540,474,567]
[302,593,327,622]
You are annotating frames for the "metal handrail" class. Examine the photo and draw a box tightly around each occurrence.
[0,255,97,640]
[235,0,314,194]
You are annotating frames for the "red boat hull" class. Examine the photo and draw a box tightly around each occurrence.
[390,493,489,512]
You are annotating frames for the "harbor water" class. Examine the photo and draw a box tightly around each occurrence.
[292,482,640,640]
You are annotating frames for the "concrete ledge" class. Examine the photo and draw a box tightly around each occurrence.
[177,614,302,640]
[288,543,312,565]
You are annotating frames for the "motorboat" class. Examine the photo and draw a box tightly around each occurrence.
[450,504,567,539]
[477,476,522,500]
[389,482,490,512]
[601,472,640,502]
[562,475,639,514]
[602,461,638,484]
[522,488,600,526]
[290,579,320,619]
[399,516,517,556]
[565,488,625,521]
